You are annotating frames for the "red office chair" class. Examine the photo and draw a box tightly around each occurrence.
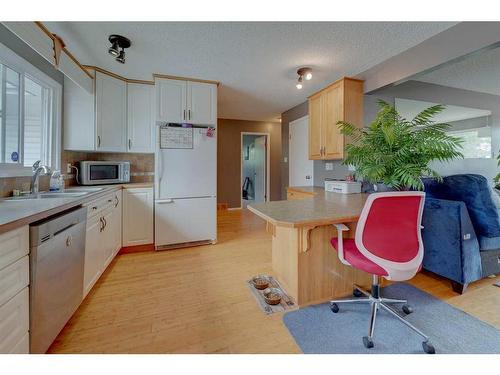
[330,191,435,354]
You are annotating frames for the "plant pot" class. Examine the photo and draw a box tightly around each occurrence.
[373,183,397,192]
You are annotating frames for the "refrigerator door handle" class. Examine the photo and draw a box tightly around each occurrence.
[156,199,174,204]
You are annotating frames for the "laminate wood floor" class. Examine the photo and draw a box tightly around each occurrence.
[48,209,500,353]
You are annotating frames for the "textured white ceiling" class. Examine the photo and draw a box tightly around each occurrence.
[45,22,455,121]
[415,46,500,96]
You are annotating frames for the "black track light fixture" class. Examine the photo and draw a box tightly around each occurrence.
[108,35,131,64]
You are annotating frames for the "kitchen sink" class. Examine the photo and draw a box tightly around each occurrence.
[4,191,90,201]
[41,192,89,198]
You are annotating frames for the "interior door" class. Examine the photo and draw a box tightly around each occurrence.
[156,79,186,123]
[289,116,313,186]
[323,83,344,159]
[95,72,127,152]
[187,81,216,125]
[308,94,323,159]
[253,136,267,202]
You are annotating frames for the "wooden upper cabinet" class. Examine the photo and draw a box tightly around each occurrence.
[308,77,364,160]
[308,93,323,159]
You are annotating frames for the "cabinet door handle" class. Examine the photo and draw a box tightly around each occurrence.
[183,109,186,121]
[188,109,191,120]
[114,196,119,207]
[128,139,132,150]
[99,217,104,232]
[103,217,107,230]
[97,135,101,148]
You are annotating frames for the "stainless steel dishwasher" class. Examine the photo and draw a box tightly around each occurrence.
[29,206,87,353]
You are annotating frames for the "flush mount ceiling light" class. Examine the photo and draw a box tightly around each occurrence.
[296,67,312,89]
[108,34,131,64]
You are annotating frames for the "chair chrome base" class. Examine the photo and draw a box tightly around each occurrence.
[329,276,435,354]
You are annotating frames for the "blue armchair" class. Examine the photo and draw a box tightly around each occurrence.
[422,174,500,293]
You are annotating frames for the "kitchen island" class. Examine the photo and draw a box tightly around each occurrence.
[248,187,372,306]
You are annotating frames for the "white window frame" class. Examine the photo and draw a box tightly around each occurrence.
[0,41,61,177]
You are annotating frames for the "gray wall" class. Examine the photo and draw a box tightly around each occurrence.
[367,80,500,182]
[0,24,64,85]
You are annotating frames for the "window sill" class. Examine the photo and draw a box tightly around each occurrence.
[0,165,33,178]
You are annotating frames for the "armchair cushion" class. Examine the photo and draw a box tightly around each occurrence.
[423,174,500,239]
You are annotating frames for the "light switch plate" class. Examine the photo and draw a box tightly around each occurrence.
[284,157,288,163]
[325,162,333,171]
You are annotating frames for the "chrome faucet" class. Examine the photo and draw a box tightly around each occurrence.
[31,160,51,194]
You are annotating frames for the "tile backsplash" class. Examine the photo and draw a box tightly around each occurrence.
[0,151,154,197]
[62,151,155,186]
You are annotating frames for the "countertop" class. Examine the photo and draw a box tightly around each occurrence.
[0,182,153,235]
[248,187,368,228]
[286,186,324,195]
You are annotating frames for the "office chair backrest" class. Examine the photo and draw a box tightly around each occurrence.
[355,191,426,281]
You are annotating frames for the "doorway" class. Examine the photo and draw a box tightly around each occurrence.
[289,116,313,187]
[241,132,270,209]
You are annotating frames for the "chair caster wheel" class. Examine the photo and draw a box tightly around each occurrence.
[402,304,413,314]
[330,303,339,313]
[353,288,363,297]
[363,336,374,349]
[422,341,435,354]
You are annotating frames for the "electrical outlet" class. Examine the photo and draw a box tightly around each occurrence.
[66,163,72,174]
[284,157,288,163]
[325,162,333,171]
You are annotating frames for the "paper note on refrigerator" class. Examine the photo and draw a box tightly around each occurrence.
[160,126,193,149]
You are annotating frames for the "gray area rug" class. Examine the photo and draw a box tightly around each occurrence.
[283,283,500,354]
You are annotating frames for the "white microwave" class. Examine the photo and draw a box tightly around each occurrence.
[79,161,130,185]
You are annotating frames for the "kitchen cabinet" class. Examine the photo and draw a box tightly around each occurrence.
[156,78,217,125]
[63,76,95,151]
[308,77,364,160]
[122,187,154,247]
[83,214,103,296]
[95,71,127,152]
[64,70,155,153]
[83,191,122,297]
[0,226,29,354]
[187,81,217,125]
[127,83,155,153]
[112,191,123,255]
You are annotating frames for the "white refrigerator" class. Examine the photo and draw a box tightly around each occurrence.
[155,126,217,248]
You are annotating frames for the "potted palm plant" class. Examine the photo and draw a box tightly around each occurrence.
[338,100,463,191]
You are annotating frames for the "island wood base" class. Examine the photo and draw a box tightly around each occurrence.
[268,222,372,306]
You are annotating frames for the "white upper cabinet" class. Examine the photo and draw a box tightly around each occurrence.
[95,71,127,152]
[156,78,187,123]
[156,78,217,125]
[63,76,95,151]
[187,81,217,125]
[127,83,155,153]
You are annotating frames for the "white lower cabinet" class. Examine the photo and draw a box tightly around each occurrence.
[0,226,29,354]
[83,191,123,298]
[83,214,104,297]
[0,288,29,354]
[122,188,154,247]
